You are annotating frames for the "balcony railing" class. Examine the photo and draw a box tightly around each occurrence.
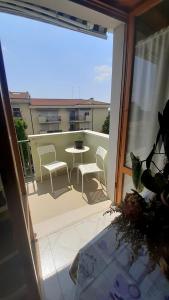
[17,139,34,178]
[69,116,90,122]
[38,116,61,123]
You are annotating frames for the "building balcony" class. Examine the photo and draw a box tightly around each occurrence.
[38,115,61,123]
[69,118,91,122]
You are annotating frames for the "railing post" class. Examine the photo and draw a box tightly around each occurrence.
[19,141,27,177]
[27,141,33,177]
[18,140,34,179]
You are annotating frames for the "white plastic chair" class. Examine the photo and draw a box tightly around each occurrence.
[77,146,107,197]
[37,144,70,193]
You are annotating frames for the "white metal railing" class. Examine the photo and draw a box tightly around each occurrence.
[17,139,34,178]
[38,116,61,123]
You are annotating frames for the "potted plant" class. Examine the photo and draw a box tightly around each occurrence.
[107,100,169,279]
[75,140,83,149]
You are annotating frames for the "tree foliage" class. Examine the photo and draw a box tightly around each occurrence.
[102,114,110,134]
[14,118,27,141]
[14,118,28,165]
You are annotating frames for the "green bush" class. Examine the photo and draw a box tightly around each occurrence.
[102,114,110,134]
[14,118,28,166]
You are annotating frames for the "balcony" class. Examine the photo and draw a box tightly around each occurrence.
[69,114,90,123]
[38,115,61,123]
[69,119,90,122]
[26,130,112,300]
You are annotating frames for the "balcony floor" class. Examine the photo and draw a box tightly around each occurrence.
[27,172,114,300]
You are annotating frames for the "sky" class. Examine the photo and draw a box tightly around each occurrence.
[0,13,113,102]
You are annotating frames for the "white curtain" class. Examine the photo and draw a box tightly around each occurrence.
[126,26,169,168]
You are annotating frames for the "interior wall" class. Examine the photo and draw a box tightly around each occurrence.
[107,23,125,202]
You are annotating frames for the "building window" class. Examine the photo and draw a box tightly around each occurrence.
[69,123,76,131]
[13,107,22,118]
[69,110,76,121]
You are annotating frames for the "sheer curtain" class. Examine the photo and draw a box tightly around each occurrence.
[126,26,169,168]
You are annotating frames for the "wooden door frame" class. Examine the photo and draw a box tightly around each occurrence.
[0,49,26,196]
[114,0,161,204]
[0,43,40,299]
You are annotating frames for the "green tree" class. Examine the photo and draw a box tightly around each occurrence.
[102,114,110,134]
[14,118,28,166]
[14,118,27,140]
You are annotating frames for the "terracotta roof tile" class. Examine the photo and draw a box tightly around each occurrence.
[9,91,30,99]
[30,98,109,106]
[9,91,109,106]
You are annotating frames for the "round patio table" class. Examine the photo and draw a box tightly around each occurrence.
[65,146,90,176]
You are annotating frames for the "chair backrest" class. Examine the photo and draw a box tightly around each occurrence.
[37,144,56,166]
[96,146,107,170]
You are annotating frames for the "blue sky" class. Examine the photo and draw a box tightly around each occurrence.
[0,13,113,102]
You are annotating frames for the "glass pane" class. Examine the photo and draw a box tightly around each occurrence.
[125,0,169,169]
[122,174,133,200]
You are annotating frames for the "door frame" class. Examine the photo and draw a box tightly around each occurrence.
[0,43,40,299]
[114,0,161,204]
[0,1,161,295]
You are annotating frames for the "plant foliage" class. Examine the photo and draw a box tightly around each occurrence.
[107,100,169,279]
[102,114,110,134]
[14,118,28,165]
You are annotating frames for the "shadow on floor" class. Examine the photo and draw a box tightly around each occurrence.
[73,175,108,204]
[41,265,75,300]
[26,172,108,204]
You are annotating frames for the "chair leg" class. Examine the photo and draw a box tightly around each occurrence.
[40,168,43,183]
[82,174,84,197]
[70,168,73,180]
[66,166,71,187]
[97,172,100,183]
[77,168,79,185]
[49,172,54,193]
[103,170,107,190]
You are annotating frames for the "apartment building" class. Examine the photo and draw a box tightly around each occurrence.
[10,91,109,135]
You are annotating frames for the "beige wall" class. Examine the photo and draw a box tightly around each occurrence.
[93,108,108,132]
[29,131,84,179]
[29,130,109,185]
[30,107,108,134]
[11,103,109,135]
[59,109,69,131]
[31,109,40,134]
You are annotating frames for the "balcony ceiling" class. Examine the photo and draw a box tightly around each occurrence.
[0,0,122,38]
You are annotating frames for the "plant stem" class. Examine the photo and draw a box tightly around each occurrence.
[151,161,163,173]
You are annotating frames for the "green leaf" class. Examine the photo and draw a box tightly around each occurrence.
[130,152,144,193]
[141,169,167,193]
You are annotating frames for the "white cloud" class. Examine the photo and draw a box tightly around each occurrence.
[94,64,112,81]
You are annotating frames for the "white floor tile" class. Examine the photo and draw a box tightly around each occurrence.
[57,266,76,300]
[38,210,114,300]
[43,273,63,300]
[49,231,79,271]
[38,237,56,280]
[73,219,99,244]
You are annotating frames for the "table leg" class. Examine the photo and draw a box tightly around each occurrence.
[73,153,75,168]
[70,153,75,179]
